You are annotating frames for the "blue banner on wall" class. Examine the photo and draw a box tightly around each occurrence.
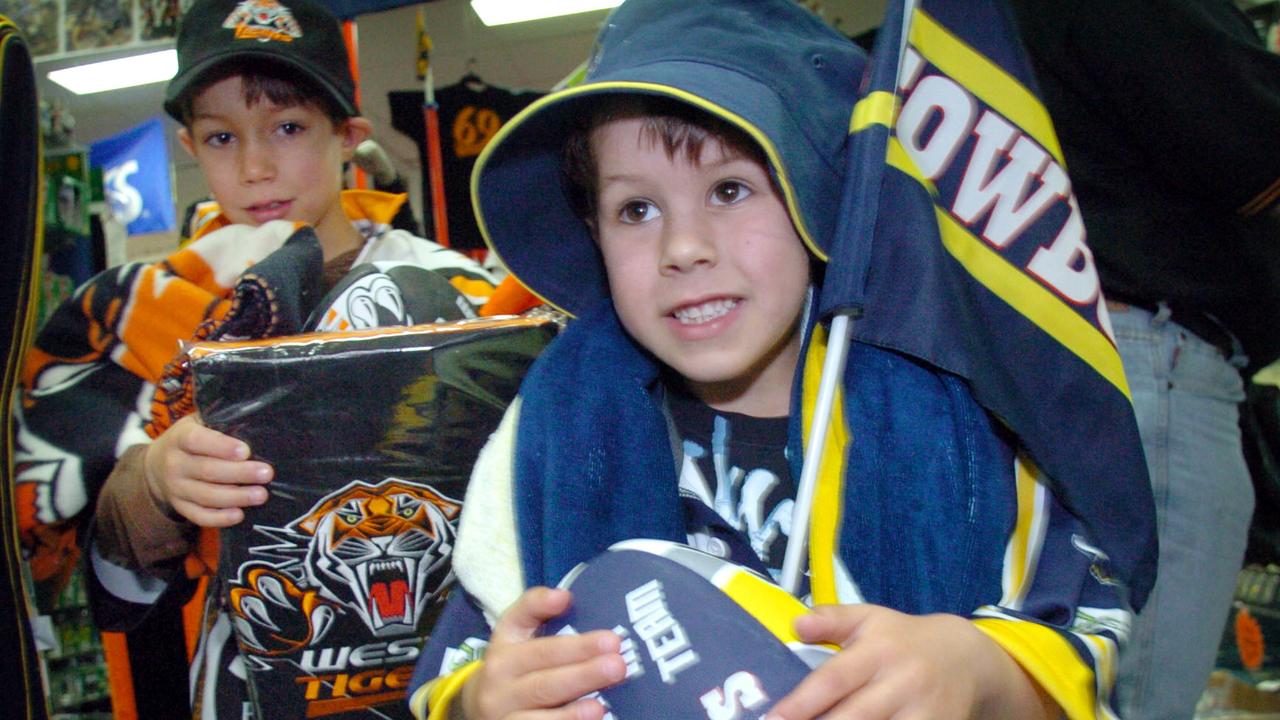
[89,117,177,236]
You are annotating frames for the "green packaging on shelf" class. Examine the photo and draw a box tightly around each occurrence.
[190,316,555,720]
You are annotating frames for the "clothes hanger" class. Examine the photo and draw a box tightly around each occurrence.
[460,58,487,92]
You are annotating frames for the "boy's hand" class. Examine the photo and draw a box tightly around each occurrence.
[765,604,1056,720]
[461,587,627,720]
[144,414,273,528]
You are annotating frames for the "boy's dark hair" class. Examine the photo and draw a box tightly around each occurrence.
[562,95,772,225]
[170,59,350,128]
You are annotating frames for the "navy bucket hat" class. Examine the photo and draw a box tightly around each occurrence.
[473,0,866,317]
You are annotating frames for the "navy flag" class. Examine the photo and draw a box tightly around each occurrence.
[797,0,1158,713]
[821,0,1156,599]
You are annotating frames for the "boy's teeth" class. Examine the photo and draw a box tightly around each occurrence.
[674,299,738,325]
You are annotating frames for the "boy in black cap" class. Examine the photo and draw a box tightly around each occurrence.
[406,0,1135,718]
[15,0,497,716]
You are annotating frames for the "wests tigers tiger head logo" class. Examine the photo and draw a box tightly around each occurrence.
[288,479,461,637]
[222,0,303,43]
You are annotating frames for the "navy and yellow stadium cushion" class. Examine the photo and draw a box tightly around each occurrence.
[543,539,834,719]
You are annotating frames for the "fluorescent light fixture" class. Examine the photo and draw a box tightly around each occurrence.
[47,49,178,95]
[470,0,622,26]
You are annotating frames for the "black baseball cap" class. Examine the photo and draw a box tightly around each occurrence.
[164,0,357,121]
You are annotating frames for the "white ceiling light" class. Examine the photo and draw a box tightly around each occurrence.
[470,0,622,26]
[47,49,178,95]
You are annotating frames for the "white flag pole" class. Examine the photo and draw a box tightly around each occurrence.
[777,0,918,599]
[780,312,853,596]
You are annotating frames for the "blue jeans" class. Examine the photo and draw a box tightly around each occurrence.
[1110,304,1253,720]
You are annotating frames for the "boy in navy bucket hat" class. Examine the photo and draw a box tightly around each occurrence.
[408,0,1130,718]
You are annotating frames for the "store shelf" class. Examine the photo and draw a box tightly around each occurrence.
[44,647,106,663]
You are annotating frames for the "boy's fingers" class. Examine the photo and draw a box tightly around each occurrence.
[492,630,620,679]
[793,603,874,645]
[827,673,909,720]
[174,475,269,510]
[175,418,252,461]
[170,499,244,528]
[507,652,625,714]
[185,456,273,486]
[766,649,877,720]
[492,587,574,645]
[504,698,608,720]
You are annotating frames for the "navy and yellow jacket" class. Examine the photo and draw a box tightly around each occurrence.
[408,301,1134,720]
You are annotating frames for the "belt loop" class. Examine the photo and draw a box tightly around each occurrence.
[1152,301,1173,327]
[1228,333,1249,369]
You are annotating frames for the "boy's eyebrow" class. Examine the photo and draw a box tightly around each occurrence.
[597,172,646,186]
[187,108,227,123]
[599,152,750,186]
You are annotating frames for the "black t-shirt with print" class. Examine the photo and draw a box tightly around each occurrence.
[666,385,797,585]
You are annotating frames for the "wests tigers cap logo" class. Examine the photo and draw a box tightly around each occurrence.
[222,0,303,43]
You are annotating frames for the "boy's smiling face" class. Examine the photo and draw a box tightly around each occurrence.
[593,117,810,416]
[177,75,370,258]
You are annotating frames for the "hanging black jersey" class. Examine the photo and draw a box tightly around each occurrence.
[389,82,543,251]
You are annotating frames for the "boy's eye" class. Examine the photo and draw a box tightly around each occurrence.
[619,199,660,224]
[204,131,234,148]
[278,121,305,136]
[711,180,752,206]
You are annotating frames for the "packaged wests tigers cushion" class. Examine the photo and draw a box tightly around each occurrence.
[191,316,556,719]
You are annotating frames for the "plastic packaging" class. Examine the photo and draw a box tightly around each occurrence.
[191,315,556,719]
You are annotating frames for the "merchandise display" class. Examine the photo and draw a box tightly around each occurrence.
[389,79,543,251]
[191,316,556,719]
[40,569,109,717]
[1201,564,1280,717]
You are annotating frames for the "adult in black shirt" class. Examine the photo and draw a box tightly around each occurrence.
[1009,1,1280,717]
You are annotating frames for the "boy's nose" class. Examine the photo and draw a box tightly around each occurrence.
[659,215,717,273]
[239,143,276,184]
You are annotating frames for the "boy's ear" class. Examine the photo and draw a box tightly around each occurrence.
[176,127,196,158]
[338,117,373,160]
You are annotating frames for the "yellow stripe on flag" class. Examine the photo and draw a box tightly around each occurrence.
[933,208,1130,399]
[850,90,897,133]
[886,137,937,197]
[880,74,1131,399]
[880,95,1129,400]
[910,9,1064,165]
